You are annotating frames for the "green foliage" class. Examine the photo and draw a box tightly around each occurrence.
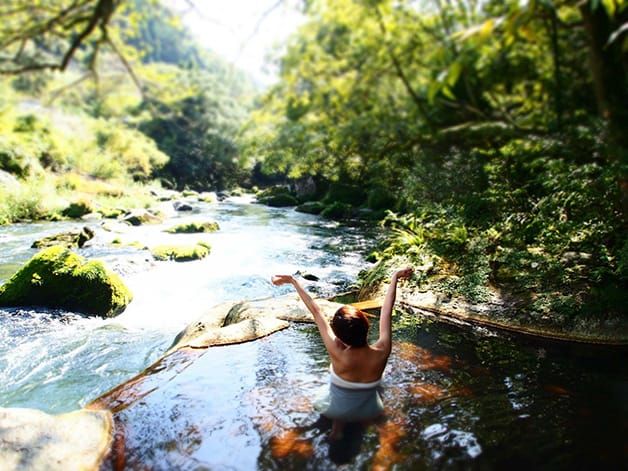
[0,246,132,317]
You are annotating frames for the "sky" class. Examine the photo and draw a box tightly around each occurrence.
[168,0,307,87]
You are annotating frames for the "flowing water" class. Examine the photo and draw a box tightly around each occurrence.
[0,196,375,413]
[0,197,626,469]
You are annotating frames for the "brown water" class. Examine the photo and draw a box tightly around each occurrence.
[104,311,628,470]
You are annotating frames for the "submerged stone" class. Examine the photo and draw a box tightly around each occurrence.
[31,226,94,249]
[0,407,112,471]
[0,246,133,317]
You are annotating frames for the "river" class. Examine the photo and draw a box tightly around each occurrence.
[0,196,626,469]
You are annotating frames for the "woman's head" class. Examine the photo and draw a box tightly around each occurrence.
[331,305,370,347]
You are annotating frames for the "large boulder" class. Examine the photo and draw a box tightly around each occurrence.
[0,246,132,317]
[0,407,112,471]
[168,295,344,353]
[31,227,94,249]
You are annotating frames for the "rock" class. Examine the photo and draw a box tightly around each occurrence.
[172,201,194,212]
[150,189,179,201]
[321,202,353,220]
[165,221,220,233]
[81,212,102,221]
[97,207,125,219]
[182,190,199,197]
[120,209,163,226]
[293,176,317,200]
[0,407,112,471]
[264,194,299,207]
[61,200,93,219]
[31,227,95,249]
[197,192,218,203]
[295,270,320,281]
[101,221,131,233]
[168,296,344,352]
[0,246,133,317]
[151,243,210,262]
[257,190,299,207]
[295,201,325,215]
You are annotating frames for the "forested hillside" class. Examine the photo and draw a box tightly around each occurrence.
[0,0,254,224]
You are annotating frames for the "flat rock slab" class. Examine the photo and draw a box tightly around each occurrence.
[168,295,344,353]
[0,407,112,471]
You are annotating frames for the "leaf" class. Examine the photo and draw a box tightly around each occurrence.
[442,86,456,100]
[447,62,463,87]
[427,81,441,104]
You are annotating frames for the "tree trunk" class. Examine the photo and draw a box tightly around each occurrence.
[580,3,628,220]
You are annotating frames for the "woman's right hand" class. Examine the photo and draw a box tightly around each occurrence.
[271,275,295,286]
[393,267,413,280]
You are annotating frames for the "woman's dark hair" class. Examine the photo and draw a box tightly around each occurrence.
[331,305,370,347]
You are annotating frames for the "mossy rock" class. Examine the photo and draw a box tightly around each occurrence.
[182,190,199,197]
[324,183,366,206]
[321,202,353,220]
[151,243,210,262]
[295,201,325,215]
[61,200,93,219]
[31,227,94,249]
[258,193,299,207]
[197,192,218,203]
[99,207,125,219]
[0,246,132,317]
[120,209,163,226]
[165,221,220,233]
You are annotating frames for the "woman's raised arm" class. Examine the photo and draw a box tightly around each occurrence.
[271,275,338,354]
[373,268,413,354]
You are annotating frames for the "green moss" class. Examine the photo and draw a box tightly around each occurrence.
[295,201,325,215]
[0,246,132,317]
[165,221,220,233]
[151,243,210,261]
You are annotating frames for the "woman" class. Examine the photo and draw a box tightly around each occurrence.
[271,267,413,438]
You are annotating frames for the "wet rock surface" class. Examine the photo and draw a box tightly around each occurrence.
[0,407,112,471]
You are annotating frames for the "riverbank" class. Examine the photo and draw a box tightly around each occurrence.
[357,253,628,345]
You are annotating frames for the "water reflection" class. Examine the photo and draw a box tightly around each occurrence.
[102,314,627,469]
